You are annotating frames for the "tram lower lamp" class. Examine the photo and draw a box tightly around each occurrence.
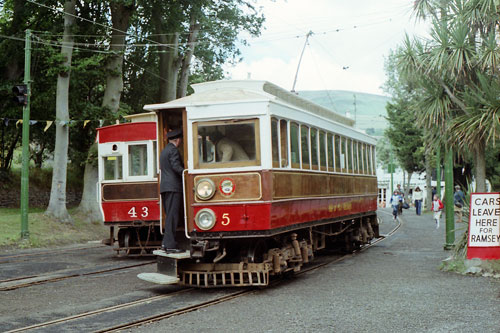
[195,208,216,230]
[195,178,216,200]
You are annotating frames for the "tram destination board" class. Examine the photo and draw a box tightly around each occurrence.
[467,193,500,260]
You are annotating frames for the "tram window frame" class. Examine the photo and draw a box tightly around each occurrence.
[362,143,367,175]
[335,135,341,172]
[353,141,358,174]
[310,128,319,170]
[280,119,289,168]
[271,118,280,168]
[193,118,261,169]
[319,131,327,171]
[369,145,375,175]
[103,155,123,181]
[348,139,354,173]
[290,122,300,169]
[128,143,149,177]
[301,125,310,169]
[327,133,334,172]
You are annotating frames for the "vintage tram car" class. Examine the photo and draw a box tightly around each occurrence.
[138,80,379,287]
[97,113,162,255]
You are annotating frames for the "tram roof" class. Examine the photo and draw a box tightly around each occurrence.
[143,80,355,127]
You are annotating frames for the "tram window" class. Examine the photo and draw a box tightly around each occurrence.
[319,131,326,171]
[341,137,347,172]
[347,139,353,173]
[290,122,300,168]
[327,133,334,172]
[194,120,259,168]
[271,118,279,168]
[353,141,358,174]
[311,128,318,170]
[301,125,310,169]
[361,143,370,174]
[128,144,148,176]
[280,120,289,168]
[103,156,123,180]
[335,135,341,171]
[369,145,374,175]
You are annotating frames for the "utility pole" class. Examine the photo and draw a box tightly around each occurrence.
[20,29,31,239]
[291,30,313,93]
[444,148,455,249]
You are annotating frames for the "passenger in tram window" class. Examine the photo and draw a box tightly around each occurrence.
[160,128,184,254]
[209,129,250,162]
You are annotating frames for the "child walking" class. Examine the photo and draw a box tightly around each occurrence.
[431,194,444,229]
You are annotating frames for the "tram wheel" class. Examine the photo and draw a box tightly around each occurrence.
[246,240,268,263]
[123,229,141,255]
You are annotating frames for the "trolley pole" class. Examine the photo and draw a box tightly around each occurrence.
[444,148,455,249]
[291,30,313,92]
[20,29,32,239]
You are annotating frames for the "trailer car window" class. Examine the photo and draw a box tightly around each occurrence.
[129,144,148,176]
[319,131,326,171]
[311,128,318,170]
[103,156,123,180]
[301,125,310,169]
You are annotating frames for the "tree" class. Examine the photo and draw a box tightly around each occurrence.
[78,0,136,222]
[395,0,500,192]
[45,0,76,223]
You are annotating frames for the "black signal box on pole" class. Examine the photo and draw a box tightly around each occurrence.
[12,84,28,105]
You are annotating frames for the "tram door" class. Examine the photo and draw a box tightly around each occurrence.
[156,108,188,243]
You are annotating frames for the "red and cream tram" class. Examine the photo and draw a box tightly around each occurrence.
[97,113,162,255]
[138,80,379,287]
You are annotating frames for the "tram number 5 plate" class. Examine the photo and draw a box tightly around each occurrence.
[128,206,149,218]
[222,213,230,226]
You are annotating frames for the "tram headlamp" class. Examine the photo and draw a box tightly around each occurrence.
[195,208,216,231]
[195,178,216,200]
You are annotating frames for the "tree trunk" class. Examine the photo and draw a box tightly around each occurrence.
[177,17,200,98]
[474,140,487,192]
[45,0,76,224]
[425,149,432,211]
[77,1,135,222]
[405,171,412,199]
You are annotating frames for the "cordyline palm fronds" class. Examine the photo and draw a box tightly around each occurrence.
[450,73,500,148]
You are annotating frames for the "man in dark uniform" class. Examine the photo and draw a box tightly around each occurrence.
[160,128,184,253]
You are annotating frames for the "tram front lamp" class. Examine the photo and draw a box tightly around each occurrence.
[195,178,216,200]
[195,208,216,230]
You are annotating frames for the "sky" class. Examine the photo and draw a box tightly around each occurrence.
[225,0,429,96]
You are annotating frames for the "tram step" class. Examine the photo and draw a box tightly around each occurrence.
[152,250,190,259]
[137,272,179,285]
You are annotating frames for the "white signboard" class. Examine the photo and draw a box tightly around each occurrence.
[469,193,500,247]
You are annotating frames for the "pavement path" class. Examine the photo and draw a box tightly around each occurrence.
[133,208,500,333]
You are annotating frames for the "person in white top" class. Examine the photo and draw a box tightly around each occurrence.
[413,187,423,216]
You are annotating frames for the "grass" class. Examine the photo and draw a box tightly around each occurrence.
[0,207,108,251]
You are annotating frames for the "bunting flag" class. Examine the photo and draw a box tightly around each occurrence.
[0,118,96,129]
[44,121,53,132]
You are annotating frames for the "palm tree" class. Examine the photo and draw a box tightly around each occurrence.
[394,0,500,192]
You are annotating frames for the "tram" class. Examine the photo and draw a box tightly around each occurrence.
[135,80,379,287]
[97,113,162,255]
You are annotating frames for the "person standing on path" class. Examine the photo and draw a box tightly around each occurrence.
[160,129,184,254]
[431,194,444,229]
[390,191,401,220]
[454,185,466,223]
[413,186,423,216]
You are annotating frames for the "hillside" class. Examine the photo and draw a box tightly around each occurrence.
[297,90,391,137]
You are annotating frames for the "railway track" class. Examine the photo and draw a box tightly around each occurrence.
[5,216,400,332]
[0,260,156,291]
[0,243,107,264]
